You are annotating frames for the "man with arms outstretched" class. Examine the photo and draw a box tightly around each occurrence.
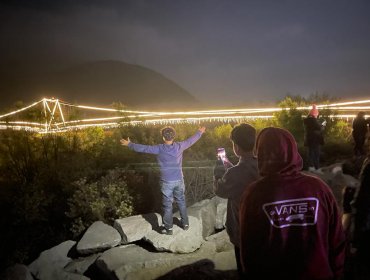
[120,126,206,235]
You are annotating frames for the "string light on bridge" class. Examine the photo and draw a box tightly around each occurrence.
[1,97,369,133]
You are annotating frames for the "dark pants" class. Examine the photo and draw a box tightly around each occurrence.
[234,246,244,279]
[308,144,321,169]
[353,134,366,156]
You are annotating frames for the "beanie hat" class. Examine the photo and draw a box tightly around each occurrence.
[309,104,319,118]
[161,126,176,141]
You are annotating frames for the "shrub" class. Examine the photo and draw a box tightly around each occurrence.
[66,169,133,237]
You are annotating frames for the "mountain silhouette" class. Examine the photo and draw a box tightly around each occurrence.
[0,60,197,111]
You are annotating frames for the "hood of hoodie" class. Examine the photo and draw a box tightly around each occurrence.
[256,127,303,176]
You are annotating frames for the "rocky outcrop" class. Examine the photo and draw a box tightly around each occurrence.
[25,196,231,280]
[17,163,358,280]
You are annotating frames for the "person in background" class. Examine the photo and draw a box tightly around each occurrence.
[120,126,206,235]
[239,127,346,279]
[352,111,369,157]
[343,155,370,279]
[342,185,357,279]
[213,123,258,278]
[303,104,326,171]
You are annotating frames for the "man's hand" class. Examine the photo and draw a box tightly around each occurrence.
[120,137,131,146]
[213,159,226,180]
[199,126,206,133]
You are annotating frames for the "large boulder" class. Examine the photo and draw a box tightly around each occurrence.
[155,259,238,280]
[28,240,89,280]
[114,213,162,244]
[76,221,121,255]
[186,199,217,238]
[211,196,227,230]
[143,216,203,253]
[96,242,217,280]
[64,253,101,275]
[213,250,237,271]
[205,229,234,253]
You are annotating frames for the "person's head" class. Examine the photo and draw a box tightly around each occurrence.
[230,123,256,156]
[255,127,303,176]
[161,126,176,142]
[309,104,319,118]
[357,111,366,119]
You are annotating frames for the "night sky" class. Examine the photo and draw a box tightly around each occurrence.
[1,0,370,107]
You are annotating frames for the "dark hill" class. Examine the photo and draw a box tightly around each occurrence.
[0,60,197,111]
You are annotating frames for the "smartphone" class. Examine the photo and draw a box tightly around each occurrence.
[217,147,226,161]
[217,148,234,169]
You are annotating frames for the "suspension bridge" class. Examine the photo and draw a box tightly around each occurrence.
[0,97,369,133]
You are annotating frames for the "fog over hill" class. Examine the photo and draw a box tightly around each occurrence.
[0,60,198,111]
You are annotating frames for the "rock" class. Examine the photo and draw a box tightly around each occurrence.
[96,244,157,280]
[3,264,33,280]
[155,258,239,280]
[64,253,101,275]
[114,213,162,244]
[213,250,237,271]
[28,240,76,280]
[77,221,121,255]
[156,259,224,280]
[96,241,217,280]
[211,196,227,230]
[43,271,90,280]
[186,199,217,238]
[205,229,234,253]
[143,216,203,253]
[305,165,360,203]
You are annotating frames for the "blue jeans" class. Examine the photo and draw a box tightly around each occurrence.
[161,179,189,230]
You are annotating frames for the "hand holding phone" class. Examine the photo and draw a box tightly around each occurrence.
[217,148,233,168]
[217,148,226,161]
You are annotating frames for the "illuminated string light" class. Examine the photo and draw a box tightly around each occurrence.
[1,97,370,133]
[0,100,43,118]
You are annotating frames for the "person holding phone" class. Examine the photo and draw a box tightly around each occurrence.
[213,123,258,277]
[303,104,326,171]
[121,125,206,235]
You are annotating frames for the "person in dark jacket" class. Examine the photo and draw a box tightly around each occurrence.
[239,127,346,279]
[213,123,258,278]
[303,104,325,171]
[352,112,369,157]
[352,156,370,279]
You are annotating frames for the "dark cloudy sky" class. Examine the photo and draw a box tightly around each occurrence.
[1,0,370,106]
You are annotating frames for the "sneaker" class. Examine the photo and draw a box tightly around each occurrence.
[182,224,189,231]
[160,227,173,235]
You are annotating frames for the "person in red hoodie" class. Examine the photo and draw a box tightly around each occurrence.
[239,127,346,280]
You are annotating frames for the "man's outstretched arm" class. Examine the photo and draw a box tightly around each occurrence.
[180,126,206,150]
[120,137,160,154]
